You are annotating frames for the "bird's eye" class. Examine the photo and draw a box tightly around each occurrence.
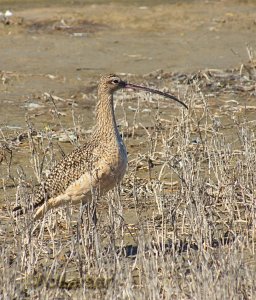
[112,79,119,84]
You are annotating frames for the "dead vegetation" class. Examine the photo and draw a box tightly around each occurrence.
[0,61,256,299]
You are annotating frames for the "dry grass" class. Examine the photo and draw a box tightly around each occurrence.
[0,65,256,299]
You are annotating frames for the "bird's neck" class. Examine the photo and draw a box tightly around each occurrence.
[94,92,119,142]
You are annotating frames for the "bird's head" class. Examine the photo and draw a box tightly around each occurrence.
[98,73,188,109]
[99,74,126,93]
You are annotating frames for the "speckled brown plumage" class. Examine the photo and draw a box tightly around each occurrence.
[14,74,128,219]
[13,74,187,220]
[32,142,98,207]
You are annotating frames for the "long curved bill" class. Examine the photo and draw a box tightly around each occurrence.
[124,82,188,109]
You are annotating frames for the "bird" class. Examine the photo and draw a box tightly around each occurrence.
[13,74,187,220]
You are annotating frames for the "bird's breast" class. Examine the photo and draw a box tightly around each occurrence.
[116,137,128,181]
[105,135,127,185]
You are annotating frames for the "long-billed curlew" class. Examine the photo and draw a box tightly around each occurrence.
[13,74,187,220]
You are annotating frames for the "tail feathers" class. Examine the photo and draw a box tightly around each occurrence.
[12,205,26,217]
[12,200,45,218]
[13,184,50,218]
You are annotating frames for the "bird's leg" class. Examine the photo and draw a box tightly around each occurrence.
[87,189,101,262]
[76,200,99,264]
[84,190,98,229]
[91,203,98,228]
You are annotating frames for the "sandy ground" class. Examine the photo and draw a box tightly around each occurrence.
[0,0,255,124]
[1,0,256,76]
